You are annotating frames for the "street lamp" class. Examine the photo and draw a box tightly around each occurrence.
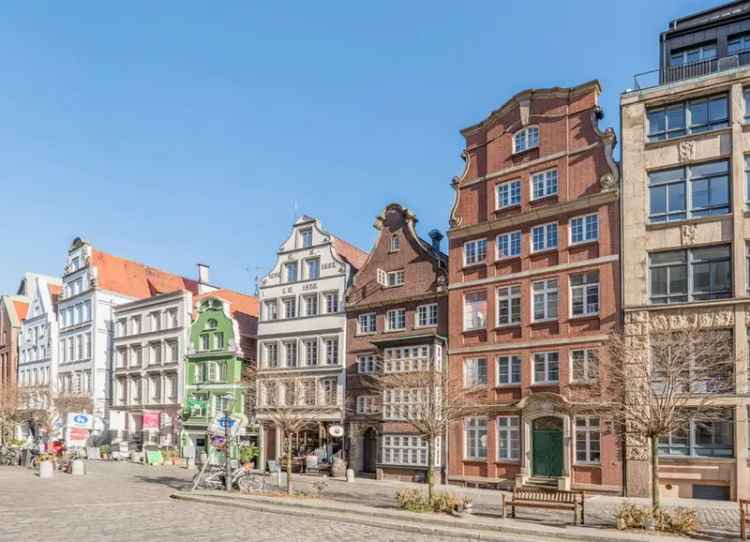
[222,392,234,492]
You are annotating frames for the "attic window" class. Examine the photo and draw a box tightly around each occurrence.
[389,235,400,253]
[513,126,539,154]
[206,319,218,330]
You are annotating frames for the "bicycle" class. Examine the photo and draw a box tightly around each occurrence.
[0,447,20,466]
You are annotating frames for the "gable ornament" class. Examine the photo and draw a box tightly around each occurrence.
[678,140,696,162]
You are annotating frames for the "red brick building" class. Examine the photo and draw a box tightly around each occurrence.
[345,203,448,482]
[0,295,29,388]
[446,81,623,493]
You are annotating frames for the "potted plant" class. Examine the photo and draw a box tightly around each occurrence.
[99,445,111,460]
[239,444,259,469]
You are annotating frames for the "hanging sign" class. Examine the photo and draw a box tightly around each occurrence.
[67,413,93,430]
[328,425,344,438]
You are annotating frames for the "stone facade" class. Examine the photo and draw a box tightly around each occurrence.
[446,81,623,493]
[345,203,448,482]
[255,215,367,470]
[621,60,750,499]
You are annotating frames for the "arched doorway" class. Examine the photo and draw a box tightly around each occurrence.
[532,417,563,477]
[362,428,377,473]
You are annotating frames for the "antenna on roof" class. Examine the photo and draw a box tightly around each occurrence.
[245,266,264,296]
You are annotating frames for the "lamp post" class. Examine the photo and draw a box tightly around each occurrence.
[222,392,234,492]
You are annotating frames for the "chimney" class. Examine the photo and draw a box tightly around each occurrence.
[428,230,443,253]
[197,263,210,285]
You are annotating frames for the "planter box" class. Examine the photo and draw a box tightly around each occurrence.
[39,461,55,479]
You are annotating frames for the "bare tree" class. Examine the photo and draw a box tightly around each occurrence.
[358,366,485,501]
[603,329,735,508]
[0,382,22,445]
[260,375,315,495]
[17,387,93,446]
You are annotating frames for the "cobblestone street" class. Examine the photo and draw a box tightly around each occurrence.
[0,462,492,542]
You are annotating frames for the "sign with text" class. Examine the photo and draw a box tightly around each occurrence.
[66,427,89,447]
[67,413,93,430]
[142,411,160,430]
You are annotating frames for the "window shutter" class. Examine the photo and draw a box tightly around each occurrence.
[377,268,387,286]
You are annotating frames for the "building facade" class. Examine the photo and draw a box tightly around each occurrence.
[110,290,193,448]
[345,203,448,482]
[622,0,750,501]
[181,291,258,462]
[17,274,62,428]
[0,294,29,389]
[446,82,622,493]
[255,216,367,470]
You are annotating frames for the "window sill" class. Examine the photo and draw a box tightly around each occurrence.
[462,262,487,271]
[495,383,522,389]
[569,239,599,249]
[495,203,521,213]
[530,319,557,325]
[414,324,438,330]
[495,255,522,263]
[529,382,560,388]
[529,194,558,204]
[574,462,601,468]
[356,332,377,337]
[494,322,521,330]
[569,313,600,322]
[462,457,488,463]
[646,214,729,230]
[463,327,486,334]
[495,459,521,465]
[644,126,731,150]
[383,328,408,334]
[530,248,557,256]
[512,145,538,157]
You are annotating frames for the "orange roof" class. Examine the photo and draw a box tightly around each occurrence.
[13,300,29,321]
[91,249,199,300]
[48,284,62,297]
[194,288,259,338]
[332,237,368,270]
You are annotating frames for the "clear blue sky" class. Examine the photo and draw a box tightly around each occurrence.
[0,1,722,295]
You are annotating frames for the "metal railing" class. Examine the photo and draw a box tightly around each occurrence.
[632,52,750,91]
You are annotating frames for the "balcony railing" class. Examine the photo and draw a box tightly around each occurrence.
[632,52,750,91]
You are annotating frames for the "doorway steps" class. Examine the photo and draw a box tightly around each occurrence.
[521,476,558,490]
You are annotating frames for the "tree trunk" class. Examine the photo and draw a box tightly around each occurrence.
[650,435,660,509]
[426,438,434,502]
[286,434,293,496]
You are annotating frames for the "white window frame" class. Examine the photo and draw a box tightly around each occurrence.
[284,340,298,368]
[533,351,560,384]
[304,339,318,367]
[570,271,599,317]
[513,126,539,154]
[497,416,521,461]
[496,179,521,209]
[299,227,313,249]
[575,415,601,465]
[530,168,558,200]
[531,278,558,322]
[380,434,440,467]
[323,336,339,365]
[530,222,558,253]
[282,296,297,319]
[463,358,488,388]
[389,235,400,252]
[464,416,488,460]
[303,293,318,317]
[356,395,379,415]
[496,285,521,327]
[570,213,599,245]
[463,239,487,266]
[570,349,599,383]
[416,303,438,328]
[323,291,339,313]
[463,290,487,331]
[357,354,377,374]
[496,230,522,260]
[263,299,278,321]
[496,355,522,386]
[358,312,376,334]
[386,308,406,331]
[264,342,279,369]
[384,346,431,373]
[387,270,405,287]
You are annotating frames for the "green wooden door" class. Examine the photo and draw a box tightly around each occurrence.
[532,429,563,476]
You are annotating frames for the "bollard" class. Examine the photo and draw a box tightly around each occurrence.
[346,468,355,482]
[71,459,86,476]
[39,460,55,479]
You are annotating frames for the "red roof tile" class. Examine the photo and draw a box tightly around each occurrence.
[13,300,29,321]
[90,249,199,300]
[332,237,368,270]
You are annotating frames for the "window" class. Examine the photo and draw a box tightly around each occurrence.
[463,291,487,331]
[116,319,126,337]
[497,180,521,208]
[464,239,487,266]
[570,271,599,317]
[264,300,278,321]
[85,333,92,358]
[265,343,279,368]
[531,223,558,252]
[303,294,318,316]
[387,270,405,287]
[384,346,431,373]
[416,304,438,327]
[149,312,161,332]
[283,297,297,319]
[386,309,406,331]
[207,362,218,383]
[389,235,400,252]
[496,285,521,326]
[497,416,520,461]
[497,231,522,259]
[279,341,296,368]
[356,395,379,415]
[729,33,750,55]
[649,246,731,304]
[649,161,729,223]
[497,355,522,385]
[513,126,539,153]
[300,227,313,248]
[324,337,338,365]
[383,388,422,420]
[647,94,727,142]
[358,313,376,334]
[464,417,487,459]
[284,262,298,283]
[658,414,733,458]
[321,378,337,405]
[150,343,162,365]
[670,44,717,67]
[201,334,210,351]
[303,380,316,406]
[305,258,320,280]
[131,316,141,335]
[166,308,177,328]
[324,292,339,313]
[116,347,128,368]
[575,416,601,464]
[570,214,599,245]
[167,340,178,363]
[214,332,224,350]
[532,278,558,321]
[464,358,487,387]
[533,351,559,384]
[571,349,598,382]
[357,355,376,374]
[376,268,387,286]
[131,345,142,367]
[304,339,318,366]
[381,435,439,467]
[531,169,558,200]
[205,318,218,330]
[149,375,161,403]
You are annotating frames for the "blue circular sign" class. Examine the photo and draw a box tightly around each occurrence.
[73,415,89,424]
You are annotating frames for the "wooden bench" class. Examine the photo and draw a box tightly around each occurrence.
[741,499,750,540]
[501,488,584,525]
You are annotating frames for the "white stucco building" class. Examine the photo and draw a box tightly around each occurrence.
[256,216,367,469]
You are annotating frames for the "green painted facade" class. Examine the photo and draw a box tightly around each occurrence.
[180,297,247,463]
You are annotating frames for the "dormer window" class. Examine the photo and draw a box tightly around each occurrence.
[389,235,400,252]
[71,256,80,271]
[513,126,539,154]
[300,228,313,249]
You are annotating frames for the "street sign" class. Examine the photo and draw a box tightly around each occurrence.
[67,413,93,430]
[208,414,245,437]
[66,427,89,447]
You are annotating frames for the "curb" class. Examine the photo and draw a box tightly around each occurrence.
[170,491,672,542]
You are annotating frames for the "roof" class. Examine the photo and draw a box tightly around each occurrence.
[194,288,259,338]
[12,299,29,321]
[332,236,368,270]
[48,283,62,313]
[91,249,199,300]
